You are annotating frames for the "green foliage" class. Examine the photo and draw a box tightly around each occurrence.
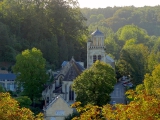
[72,60,116,106]
[12,48,48,102]
[152,37,160,52]
[38,36,59,68]
[135,84,145,94]
[82,6,160,36]
[0,85,5,92]
[144,64,160,97]
[0,0,88,67]
[116,24,149,43]
[119,44,149,84]
[58,37,68,65]
[65,112,79,120]
[0,92,44,120]
[147,51,160,73]
[15,96,32,108]
[105,34,121,59]
[72,68,160,120]
[0,22,16,62]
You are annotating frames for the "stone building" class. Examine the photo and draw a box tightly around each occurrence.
[42,57,84,119]
[43,95,73,120]
[87,28,115,68]
[42,28,115,120]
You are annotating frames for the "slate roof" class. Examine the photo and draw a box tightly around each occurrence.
[0,73,16,80]
[61,61,68,67]
[76,62,85,71]
[53,86,64,94]
[91,28,104,36]
[106,55,114,62]
[63,59,84,81]
[61,61,84,69]
[43,95,71,111]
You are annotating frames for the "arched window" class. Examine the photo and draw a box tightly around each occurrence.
[69,86,74,101]
[98,55,101,60]
[60,76,63,85]
[93,55,97,63]
[46,97,49,104]
[65,84,67,100]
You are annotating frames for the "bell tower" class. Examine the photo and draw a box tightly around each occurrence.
[87,28,106,68]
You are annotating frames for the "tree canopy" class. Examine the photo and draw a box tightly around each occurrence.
[72,60,116,106]
[119,44,149,84]
[71,64,160,120]
[81,6,160,36]
[0,0,88,68]
[0,92,43,120]
[12,48,48,102]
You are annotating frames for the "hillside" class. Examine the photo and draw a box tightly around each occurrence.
[81,6,160,36]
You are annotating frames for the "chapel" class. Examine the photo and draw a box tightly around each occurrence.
[42,57,84,107]
[42,28,115,119]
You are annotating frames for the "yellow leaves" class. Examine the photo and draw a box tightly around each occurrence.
[71,102,81,108]
[72,63,160,120]
[0,92,44,120]
[144,64,160,97]
[125,89,136,100]
[72,89,160,120]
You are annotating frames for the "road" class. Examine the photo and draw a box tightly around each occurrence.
[110,81,126,104]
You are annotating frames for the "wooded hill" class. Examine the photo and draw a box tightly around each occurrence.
[0,0,160,75]
[81,6,160,85]
[81,6,160,36]
[0,0,88,70]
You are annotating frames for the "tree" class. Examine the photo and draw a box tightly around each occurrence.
[0,85,5,92]
[0,22,16,62]
[38,36,59,69]
[105,34,121,60]
[72,90,160,120]
[15,96,32,108]
[0,0,88,67]
[144,64,160,97]
[147,51,160,73]
[58,36,68,65]
[116,25,149,44]
[0,92,43,120]
[71,63,160,120]
[12,48,48,103]
[119,44,149,84]
[72,60,116,106]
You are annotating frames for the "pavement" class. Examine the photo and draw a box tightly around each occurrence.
[110,81,126,104]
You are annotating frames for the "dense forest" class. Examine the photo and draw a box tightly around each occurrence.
[82,6,160,85]
[81,6,160,36]
[1,0,160,119]
[1,0,160,85]
[0,0,88,70]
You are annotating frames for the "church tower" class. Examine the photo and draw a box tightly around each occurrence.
[87,28,106,68]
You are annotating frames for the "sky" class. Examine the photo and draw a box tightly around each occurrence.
[77,0,160,8]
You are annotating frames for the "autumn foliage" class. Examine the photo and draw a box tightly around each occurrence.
[71,63,160,120]
[0,92,43,120]
[72,90,160,120]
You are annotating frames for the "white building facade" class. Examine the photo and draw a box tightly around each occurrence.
[0,73,16,91]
